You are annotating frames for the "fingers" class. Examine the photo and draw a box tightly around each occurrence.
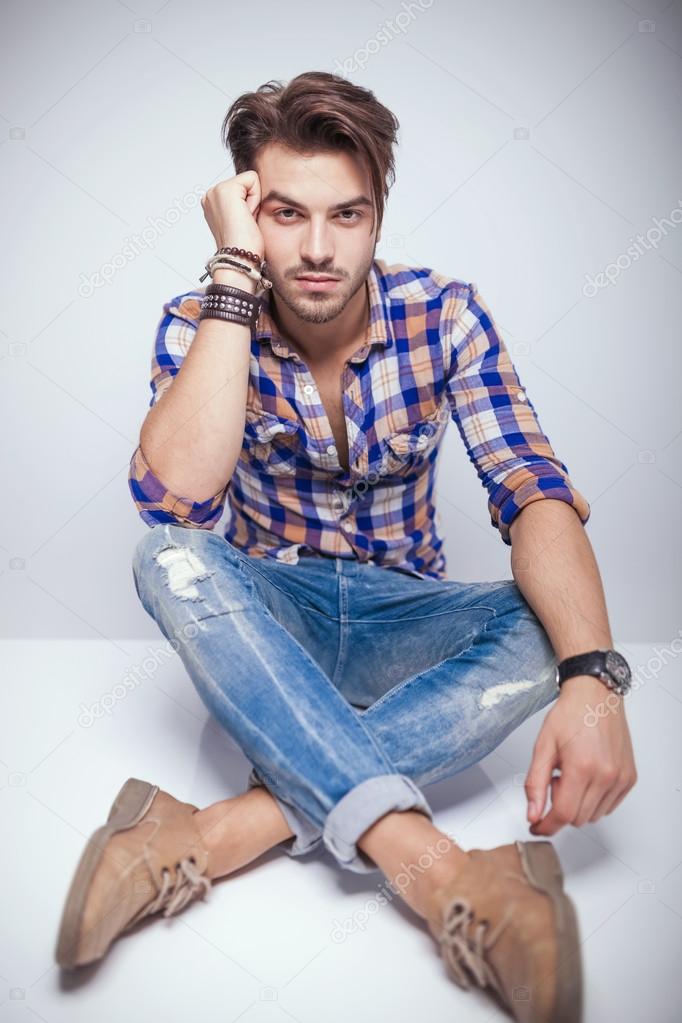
[525,739,555,824]
[529,774,583,836]
[529,765,637,835]
[587,768,638,821]
[572,781,604,827]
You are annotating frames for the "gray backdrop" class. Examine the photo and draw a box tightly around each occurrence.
[2,0,680,640]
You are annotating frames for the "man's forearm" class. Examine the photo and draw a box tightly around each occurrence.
[508,499,613,663]
[139,267,255,503]
[511,501,637,834]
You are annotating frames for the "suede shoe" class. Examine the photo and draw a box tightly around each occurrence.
[56,778,212,969]
[427,839,582,1022]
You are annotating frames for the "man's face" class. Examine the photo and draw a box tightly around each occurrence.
[254,142,381,325]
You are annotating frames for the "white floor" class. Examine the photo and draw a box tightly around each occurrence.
[0,638,680,1023]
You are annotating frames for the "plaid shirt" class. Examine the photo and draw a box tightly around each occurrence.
[128,259,591,580]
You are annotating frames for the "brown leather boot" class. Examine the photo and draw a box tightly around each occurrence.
[56,778,213,969]
[427,840,582,1023]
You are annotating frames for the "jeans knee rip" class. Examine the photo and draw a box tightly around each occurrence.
[478,661,555,711]
[154,543,216,602]
[477,678,537,710]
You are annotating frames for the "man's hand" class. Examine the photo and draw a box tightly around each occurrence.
[524,675,637,835]
[200,170,265,258]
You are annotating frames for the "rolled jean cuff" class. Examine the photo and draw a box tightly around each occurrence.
[323,774,434,875]
[247,767,323,858]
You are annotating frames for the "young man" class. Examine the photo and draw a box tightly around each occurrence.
[56,72,637,1021]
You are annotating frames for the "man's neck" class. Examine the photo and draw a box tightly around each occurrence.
[269,279,370,369]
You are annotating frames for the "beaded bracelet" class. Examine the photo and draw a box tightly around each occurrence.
[217,246,264,270]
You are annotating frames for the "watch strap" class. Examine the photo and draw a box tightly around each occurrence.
[556,648,631,695]
[556,650,608,684]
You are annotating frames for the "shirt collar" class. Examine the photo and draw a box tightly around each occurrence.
[253,259,394,362]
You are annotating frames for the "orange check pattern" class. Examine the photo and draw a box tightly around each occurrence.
[128,260,590,580]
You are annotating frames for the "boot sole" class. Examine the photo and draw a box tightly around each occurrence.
[516,840,583,1023]
[55,778,159,970]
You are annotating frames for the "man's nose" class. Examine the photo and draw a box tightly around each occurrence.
[300,218,334,266]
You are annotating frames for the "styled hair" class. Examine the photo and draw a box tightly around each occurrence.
[221,71,400,236]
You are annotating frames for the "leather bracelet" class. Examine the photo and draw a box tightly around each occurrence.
[206,281,260,300]
[211,255,272,287]
[199,284,261,328]
[199,308,257,328]
[199,255,251,284]
[199,254,272,289]
[199,300,259,328]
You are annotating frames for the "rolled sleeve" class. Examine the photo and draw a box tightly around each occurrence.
[128,444,228,529]
[128,291,227,529]
[488,464,591,545]
[444,283,591,546]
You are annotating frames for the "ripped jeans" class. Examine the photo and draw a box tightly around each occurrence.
[132,523,560,874]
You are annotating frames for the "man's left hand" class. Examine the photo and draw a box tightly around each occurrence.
[524,675,638,835]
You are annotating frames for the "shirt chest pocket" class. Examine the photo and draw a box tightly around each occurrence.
[381,398,450,476]
[242,410,301,476]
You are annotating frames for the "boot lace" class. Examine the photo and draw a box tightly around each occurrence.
[124,855,212,932]
[439,895,513,994]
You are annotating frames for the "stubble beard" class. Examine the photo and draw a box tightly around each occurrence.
[264,251,375,325]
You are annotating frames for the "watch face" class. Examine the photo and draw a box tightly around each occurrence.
[605,650,631,686]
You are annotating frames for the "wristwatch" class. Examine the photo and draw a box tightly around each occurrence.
[555,648,632,696]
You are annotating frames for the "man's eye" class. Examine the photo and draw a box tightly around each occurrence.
[274,209,361,221]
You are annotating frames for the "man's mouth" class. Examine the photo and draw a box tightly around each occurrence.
[295,275,341,291]
[296,274,340,282]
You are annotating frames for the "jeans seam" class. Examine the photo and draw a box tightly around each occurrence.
[238,556,399,785]
[230,557,341,621]
[343,604,501,624]
[360,604,498,717]
[331,573,349,687]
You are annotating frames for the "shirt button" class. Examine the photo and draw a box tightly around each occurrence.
[341,520,353,531]
[517,391,527,402]
[327,444,337,455]
[303,383,315,395]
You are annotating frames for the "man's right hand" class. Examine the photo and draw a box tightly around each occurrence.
[200,170,265,259]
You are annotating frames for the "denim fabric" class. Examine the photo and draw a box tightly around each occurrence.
[132,523,560,874]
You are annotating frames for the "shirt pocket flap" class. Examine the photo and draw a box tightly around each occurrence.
[242,409,301,476]
[385,428,433,456]
[384,399,449,458]
[245,410,300,444]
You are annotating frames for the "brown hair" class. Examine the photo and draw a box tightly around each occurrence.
[221,71,400,237]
